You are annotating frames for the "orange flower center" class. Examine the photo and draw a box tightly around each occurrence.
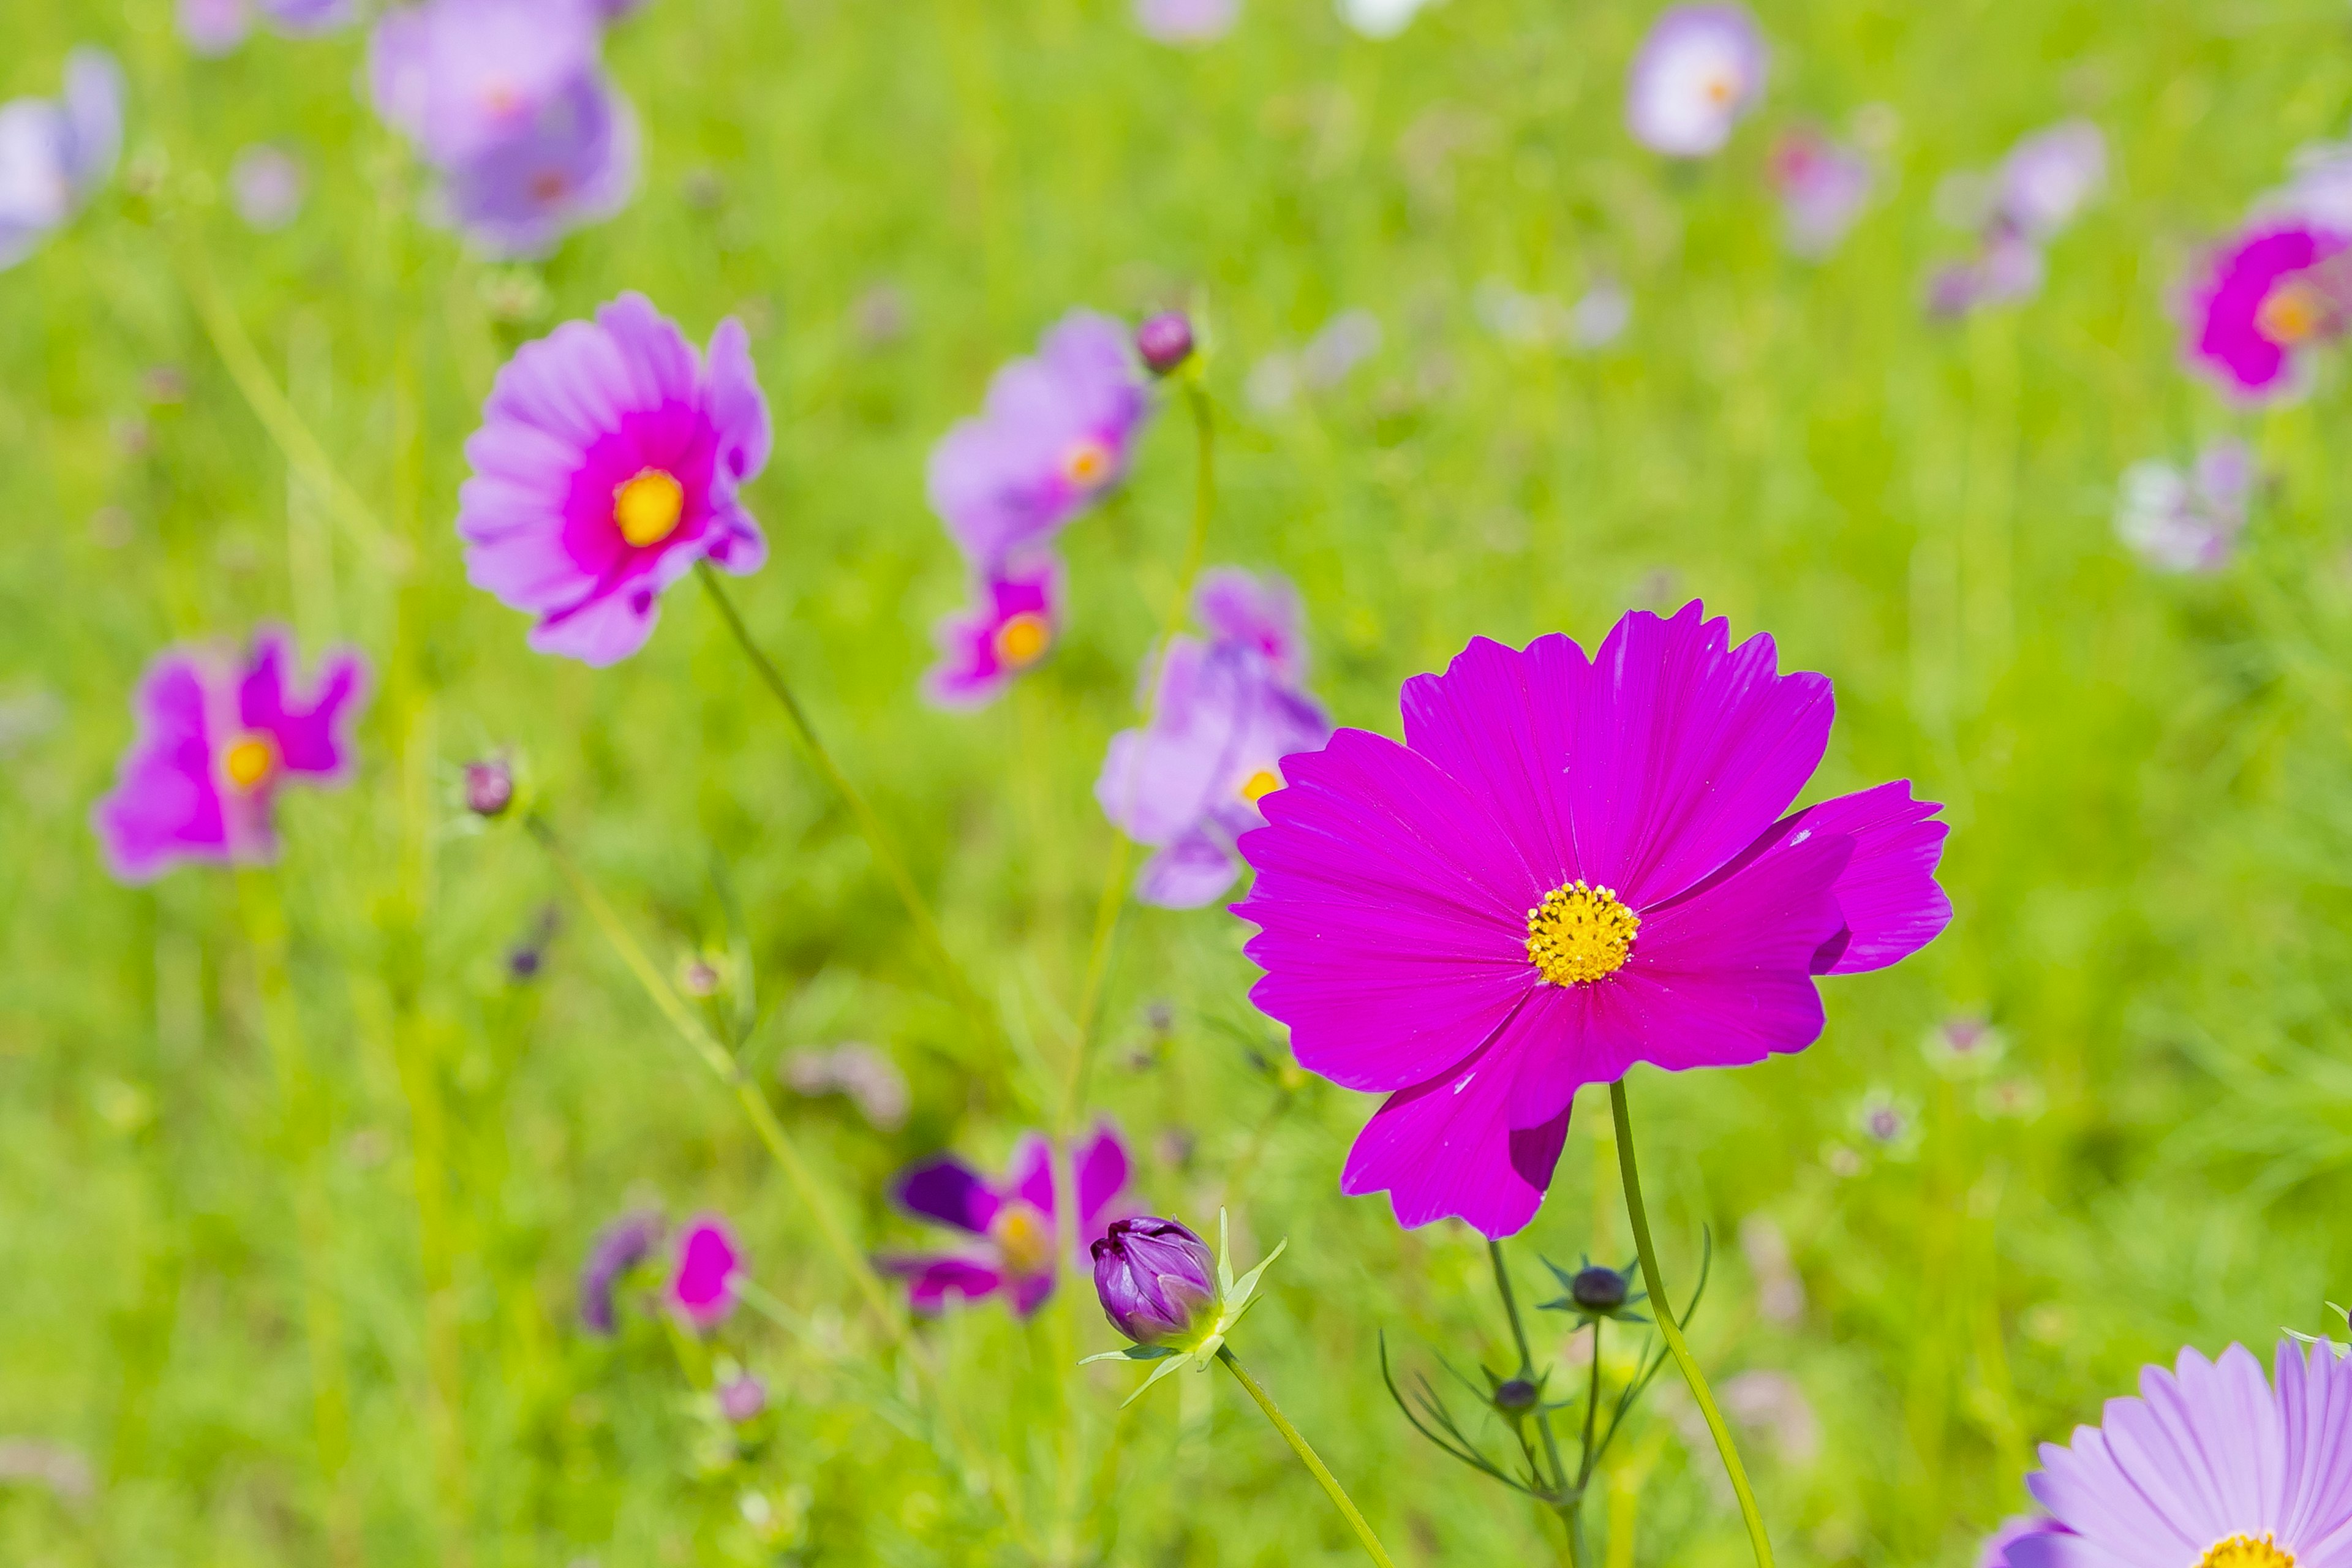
[990,1200,1055,1278]
[1526,881,1639,986]
[1060,438,1114,489]
[1702,70,1738,105]
[1240,767,1282,804]
[992,611,1052,668]
[614,468,685,548]
[2256,276,2332,346]
[2198,1534,2295,1568]
[222,733,277,791]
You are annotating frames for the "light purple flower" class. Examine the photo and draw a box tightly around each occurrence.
[432,72,638,259]
[0,48,122,271]
[1135,0,1237,44]
[922,554,1063,710]
[1978,1517,2074,1568]
[2003,1341,2352,1568]
[1992,120,2105,241]
[2275,140,2352,233]
[1770,127,1871,258]
[1626,5,1766,159]
[578,1209,662,1334]
[368,0,602,169]
[669,1216,742,1330]
[2187,222,2352,401]
[179,0,254,55]
[92,628,370,883]
[926,311,1150,571]
[1092,1216,1216,1345]
[882,1124,1136,1317]
[229,143,306,231]
[1232,603,1953,1237]
[1193,566,1308,690]
[456,292,770,666]
[716,1373,766,1423]
[2116,440,2255,574]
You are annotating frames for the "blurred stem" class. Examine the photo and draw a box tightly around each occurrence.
[1216,1347,1395,1568]
[235,870,361,1566]
[528,818,905,1348]
[1493,1240,1581,1561]
[693,565,993,1048]
[1610,1079,1773,1568]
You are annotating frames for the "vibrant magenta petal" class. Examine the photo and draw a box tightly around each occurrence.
[1397,632,1595,885]
[1074,1123,1131,1234]
[668,1216,742,1330]
[882,1255,1006,1315]
[892,1155,1002,1235]
[1006,1132,1055,1216]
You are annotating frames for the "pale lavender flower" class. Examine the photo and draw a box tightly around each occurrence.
[1135,0,1237,43]
[1770,127,1871,258]
[229,143,306,230]
[432,73,638,260]
[1993,119,2105,241]
[1300,309,1381,389]
[368,0,602,168]
[1977,1516,2073,1568]
[1193,567,1308,689]
[179,0,253,55]
[1626,5,1766,159]
[0,48,122,271]
[780,1044,911,1130]
[1720,1370,1820,1466]
[2116,439,2255,574]
[1338,0,1438,37]
[716,1373,767,1423]
[2275,139,2352,233]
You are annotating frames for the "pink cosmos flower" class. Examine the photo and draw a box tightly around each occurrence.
[1769,127,1871,258]
[926,312,1150,571]
[368,0,601,170]
[2115,439,2255,574]
[1626,5,1766,159]
[1134,0,1237,44]
[456,292,771,665]
[922,554,1063,710]
[1995,1341,2352,1568]
[1232,603,1951,1237]
[431,71,638,260]
[1194,565,1309,689]
[881,1124,1134,1317]
[2187,221,2352,400]
[668,1216,742,1330]
[92,628,369,883]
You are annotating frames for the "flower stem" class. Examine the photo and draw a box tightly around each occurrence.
[528,818,904,1346]
[1608,1078,1773,1568]
[693,564,993,1048]
[1489,1240,1570,1494]
[1215,1346,1396,1568]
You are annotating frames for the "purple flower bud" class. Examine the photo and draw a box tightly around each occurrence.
[1135,312,1196,377]
[717,1372,767,1423]
[464,756,514,817]
[1571,1265,1629,1312]
[578,1210,663,1334]
[1090,1215,1215,1345]
[1494,1377,1539,1412]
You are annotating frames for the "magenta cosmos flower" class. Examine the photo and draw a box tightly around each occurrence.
[93,628,369,883]
[926,312,1150,571]
[1626,5,1766,159]
[881,1124,1134,1317]
[1232,603,1951,1237]
[922,553,1063,709]
[1988,1341,2352,1568]
[456,293,770,665]
[2188,221,2352,400]
[668,1216,741,1330]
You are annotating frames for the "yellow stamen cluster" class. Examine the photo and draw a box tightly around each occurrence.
[1525,881,1640,986]
[993,611,1052,668]
[222,734,277,792]
[2256,277,2331,346]
[991,1200,1055,1277]
[1060,438,1114,488]
[1240,767,1281,804]
[614,468,686,548]
[2198,1535,2295,1568]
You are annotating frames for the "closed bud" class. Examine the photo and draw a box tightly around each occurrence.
[464,757,514,818]
[1494,1377,1539,1412]
[1136,312,1196,377]
[1091,1215,1216,1346]
[1571,1265,1629,1313]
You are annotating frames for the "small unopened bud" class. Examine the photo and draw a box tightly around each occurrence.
[464,758,514,818]
[1571,1265,1629,1313]
[1494,1377,1539,1412]
[1091,1215,1216,1345]
[1136,312,1196,377]
[717,1373,767,1423]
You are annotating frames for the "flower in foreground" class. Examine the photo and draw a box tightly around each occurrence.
[1770,127,1871,258]
[882,1123,1134,1317]
[456,292,770,665]
[1626,5,1766,159]
[2187,222,2351,399]
[578,1208,663,1334]
[0,48,123,272]
[2115,439,2255,573]
[921,554,1064,710]
[1982,1340,2352,1568]
[1085,1210,1286,1405]
[927,311,1150,571]
[1978,1516,2074,1568]
[1233,602,1952,1236]
[93,628,369,883]
[669,1216,742,1330]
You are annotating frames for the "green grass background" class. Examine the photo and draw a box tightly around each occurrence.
[7,0,2352,1561]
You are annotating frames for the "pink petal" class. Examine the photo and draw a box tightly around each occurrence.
[1074,1122,1131,1234]
[883,1256,1006,1314]
[704,316,772,483]
[1398,632,1594,885]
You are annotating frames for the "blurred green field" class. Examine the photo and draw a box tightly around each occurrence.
[10,0,2352,1562]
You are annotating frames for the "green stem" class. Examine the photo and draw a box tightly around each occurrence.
[1609,1079,1773,1568]
[1489,1240,1569,1496]
[1580,1319,1603,1487]
[1216,1347,1396,1568]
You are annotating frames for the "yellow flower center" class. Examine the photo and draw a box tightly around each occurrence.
[1240,767,1282,804]
[992,611,1052,668]
[990,1200,1055,1278]
[2256,277,2331,345]
[222,733,277,792]
[2198,1535,2295,1568]
[1525,881,1640,986]
[1702,70,1738,105]
[1060,438,1114,489]
[614,468,685,548]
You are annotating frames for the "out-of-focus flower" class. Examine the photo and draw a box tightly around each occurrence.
[368,0,601,168]
[1976,1515,2074,1568]
[716,1372,767,1423]
[669,1216,742,1330]
[456,292,769,665]
[93,628,369,883]
[1626,5,1766,159]
[1738,1213,1806,1324]
[179,0,254,55]
[882,1123,1135,1317]
[2002,1342,2352,1567]
[228,143,306,230]
[1301,309,1381,388]
[1338,0,1439,37]
[2274,139,2352,233]
[1928,121,2104,318]
[1233,604,1952,1237]
[922,554,1063,710]
[1920,1012,2011,1077]
[431,74,638,259]
[927,311,1150,572]
[463,755,516,817]
[0,48,123,271]
[850,282,909,349]
[0,1440,95,1506]
[1770,127,1871,258]
[1098,570,1331,908]
[578,1209,662,1334]
[1479,280,1635,353]
[1719,1369,1820,1466]
[1135,311,1197,376]
[2115,439,2256,573]
[2186,222,2351,400]
[779,1044,910,1130]
[1855,1088,1919,1158]
[1135,0,1237,44]
[1091,1216,1216,1344]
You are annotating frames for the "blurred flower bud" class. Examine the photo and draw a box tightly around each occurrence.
[1571,1265,1629,1313]
[464,756,514,818]
[1493,1377,1539,1412]
[717,1372,767,1423]
[1136,311,1196,377]
[1091,1215,1216,1345]
[578,1209,663,1335]
[679,957,722,998]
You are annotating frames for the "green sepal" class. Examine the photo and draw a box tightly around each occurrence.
[1080,1345,1178,1365]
